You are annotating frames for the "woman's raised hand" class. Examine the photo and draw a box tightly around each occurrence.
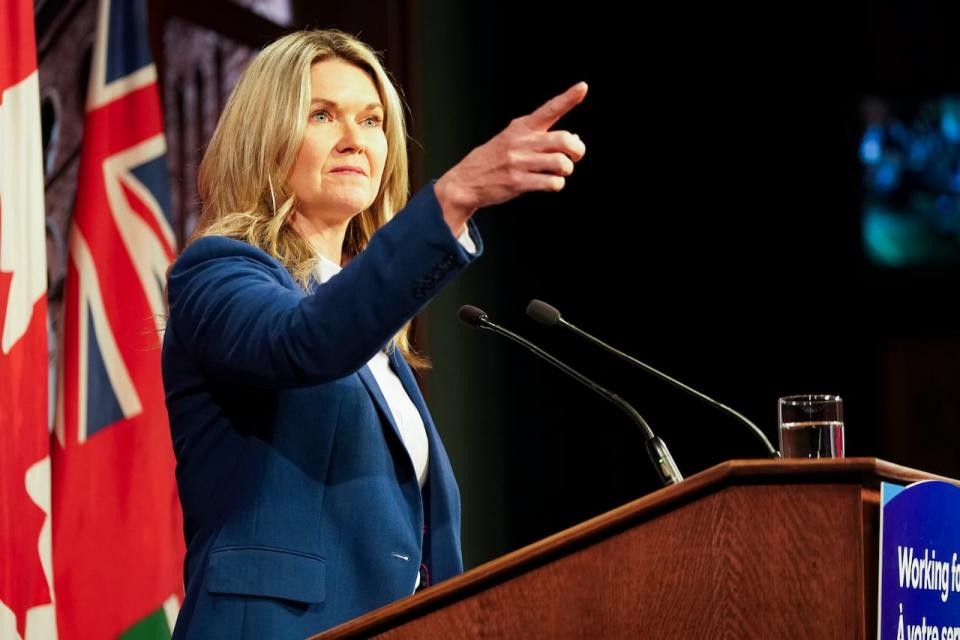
[434,82,588,234]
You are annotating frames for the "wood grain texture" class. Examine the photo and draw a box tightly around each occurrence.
[312,458,954,639]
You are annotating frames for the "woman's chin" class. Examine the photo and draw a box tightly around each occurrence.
[297,198,374,224]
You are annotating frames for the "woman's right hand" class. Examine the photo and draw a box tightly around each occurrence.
[434,82,588,236]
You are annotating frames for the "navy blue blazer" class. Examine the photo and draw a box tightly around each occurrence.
[162,184,481,639]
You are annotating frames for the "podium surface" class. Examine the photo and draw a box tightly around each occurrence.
[313,458,956,639]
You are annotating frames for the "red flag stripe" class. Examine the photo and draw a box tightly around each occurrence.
[0,0,36,92]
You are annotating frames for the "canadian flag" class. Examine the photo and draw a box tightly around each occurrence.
[0,0,58,639]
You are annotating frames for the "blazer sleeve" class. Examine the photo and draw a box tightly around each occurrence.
[165,183,482,388]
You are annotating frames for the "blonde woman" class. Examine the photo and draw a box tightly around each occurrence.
[162,29,586,638]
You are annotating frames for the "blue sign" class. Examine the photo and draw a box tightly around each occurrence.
[879,481,960,639]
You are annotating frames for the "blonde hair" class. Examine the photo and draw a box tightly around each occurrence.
[192,29,428,369]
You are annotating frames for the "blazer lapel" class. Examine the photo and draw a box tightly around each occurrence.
[387,349,435,442]
[356,363,404,448]
[387,349,448,486]
[388,349,463,581]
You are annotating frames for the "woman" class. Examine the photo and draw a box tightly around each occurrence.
[162,29,585,639]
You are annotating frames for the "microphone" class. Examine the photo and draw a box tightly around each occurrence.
[525,299,780,458]
[458,305,683,487]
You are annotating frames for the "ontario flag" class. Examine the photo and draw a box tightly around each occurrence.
[0,0,57,638]
[52,0,185,638]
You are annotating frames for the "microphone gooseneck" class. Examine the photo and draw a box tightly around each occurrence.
[458,305,684,486]
[525,299,781,459]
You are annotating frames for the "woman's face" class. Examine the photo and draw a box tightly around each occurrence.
[288,59,387,226]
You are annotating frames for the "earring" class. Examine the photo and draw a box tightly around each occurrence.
[267,175,278,214]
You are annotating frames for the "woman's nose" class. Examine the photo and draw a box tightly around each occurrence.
[336,122,365,154]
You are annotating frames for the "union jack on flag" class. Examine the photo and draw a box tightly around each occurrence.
[53,0,184,637]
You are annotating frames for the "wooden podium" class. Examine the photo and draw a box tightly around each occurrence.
[313,458,955,640]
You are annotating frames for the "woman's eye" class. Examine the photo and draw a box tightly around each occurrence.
[362,115,382,127]
[311,110,331,123]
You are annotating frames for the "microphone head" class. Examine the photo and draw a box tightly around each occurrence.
[458,305,489,328]
[526,299,561,327]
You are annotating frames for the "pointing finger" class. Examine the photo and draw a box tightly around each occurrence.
[522,81,588,132]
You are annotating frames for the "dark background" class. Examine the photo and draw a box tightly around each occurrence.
[423,0,960,567]
[36,0,960,571]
